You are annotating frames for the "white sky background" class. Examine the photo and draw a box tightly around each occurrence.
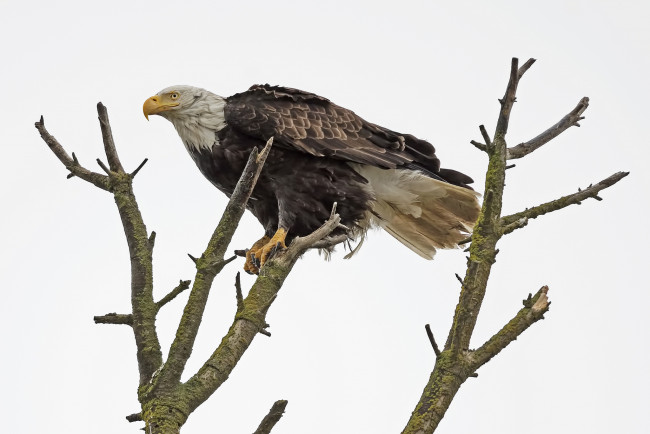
[2,1,648,433]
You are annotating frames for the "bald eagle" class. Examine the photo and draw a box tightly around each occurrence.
[143,85,480,274]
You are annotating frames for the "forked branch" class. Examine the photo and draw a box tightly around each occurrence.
[36,105,162,386]
[154,138,274,390]
[35,116,110,190]
[180,208,342,414]
[402,57,627,434]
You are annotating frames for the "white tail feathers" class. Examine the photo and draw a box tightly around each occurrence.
[352,166,481,259]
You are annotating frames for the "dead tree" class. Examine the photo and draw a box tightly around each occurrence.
[401,58,627,433]
[35,58,626,434]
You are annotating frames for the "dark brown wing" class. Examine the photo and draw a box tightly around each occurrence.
[224,85,472,185]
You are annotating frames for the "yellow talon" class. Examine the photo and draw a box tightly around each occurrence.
[258,228,288,268]
[244,235,270,275]
[243,229,288,274]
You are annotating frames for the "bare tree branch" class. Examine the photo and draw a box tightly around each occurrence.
[479,125,493,148]
[181,209,342,414]
[444,59,532,354]
[401,57,619,434]
[34,116,110,190]
[126,413,143,423]
[276,203,342,265]
[425,325,441,357]
[310,234,349,250]
[155,280,192,311]
[97,103,125,173]
[495,57,527,138]
[94,312,133,326]
[253,400,288,434]
[500,171,629,230]
[36,106,163,386]
[155,138,274,392]
[507,97,590,159]
[470,140,487,152]
[131,158,149,178]
[235,272,244,315]
[517,58,536,78]
[470,286,550,369]
[500,217,529,236]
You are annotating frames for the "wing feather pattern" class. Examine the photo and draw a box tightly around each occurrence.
[225,85,458,180]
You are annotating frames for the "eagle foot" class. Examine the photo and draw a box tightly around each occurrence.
[244,229,288,274]
[244,235,270,275]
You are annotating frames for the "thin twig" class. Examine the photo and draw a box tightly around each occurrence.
[500,217,528,236]
[126,413,143,423]
[96,158,111,175]
[155,280,192,311]
[479,125,492,148]
[425,324,441,357]
[310,234,349,250]
[131,158,149,178]
[94,312,133,326]
[148,231,156,252]
[279,203,342,264]
[259,329,272,337]
[470,140,487,152]
[235,272,244,314]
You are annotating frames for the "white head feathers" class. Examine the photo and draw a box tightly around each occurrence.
[153,85,227,152]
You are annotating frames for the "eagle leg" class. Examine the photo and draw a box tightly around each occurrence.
[244,235,270,275]
[255,228,288,273]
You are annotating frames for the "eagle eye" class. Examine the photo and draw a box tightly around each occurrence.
[170,92,179,100]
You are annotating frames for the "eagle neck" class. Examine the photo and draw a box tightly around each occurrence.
[169,95,227,153]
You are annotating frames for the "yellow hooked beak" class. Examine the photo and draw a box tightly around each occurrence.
[142,95,179,120]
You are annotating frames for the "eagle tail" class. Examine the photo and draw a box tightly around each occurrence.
[353,166,481,259]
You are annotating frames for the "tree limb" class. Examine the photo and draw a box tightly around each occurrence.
[97,103,125,173]
[446,58,532,354]
[155,138,273,391]
[253,400,288,434]
[181,209,341,414]
[500,171,629,230]
[34,116,110,190]
[36,106,163,386]
[507,97,589,159]
[470,286,550,370]
[155,280,192,311]
[403,57,549,434]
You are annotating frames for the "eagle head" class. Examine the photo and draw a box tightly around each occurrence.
[143,85,227,151]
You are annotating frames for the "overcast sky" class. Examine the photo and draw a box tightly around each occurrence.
[2,1,648,433]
